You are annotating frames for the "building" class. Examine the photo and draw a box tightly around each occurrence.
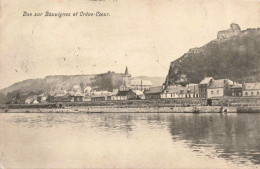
[38,93,49,103]
[133,90,145,99]
[70,92,84,102]
[161,85,186,99]
[199,77,213,98]
[242,83,260,97]
[145,86,164,99]
[52,93,73,103]
[112,89,138,100]
[25,96,34,104]
[186,84,200,98]
[91,93,111,102]
[130,79,152,91]
[207,79,234,99]
[120,66,131,91]
[230,84,242,96]
[25,95,40,104]
[52,92,84,103]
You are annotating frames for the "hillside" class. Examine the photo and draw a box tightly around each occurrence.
[0,72,165,103]
[165,24,260,85]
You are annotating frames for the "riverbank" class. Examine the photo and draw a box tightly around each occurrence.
[1,106,260,113]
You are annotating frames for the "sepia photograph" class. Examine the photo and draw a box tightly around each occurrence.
[0,0,260,168]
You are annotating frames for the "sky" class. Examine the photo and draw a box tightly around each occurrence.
[0,0,260,89]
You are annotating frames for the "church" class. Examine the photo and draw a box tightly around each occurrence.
[119,66,131,91]
[119,66,152,91]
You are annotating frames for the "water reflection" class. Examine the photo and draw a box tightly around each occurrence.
[1,113,260,168]
[167,114,260,165]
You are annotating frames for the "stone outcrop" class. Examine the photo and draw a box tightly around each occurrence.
[165,24,260,86]
[217,23,241,40]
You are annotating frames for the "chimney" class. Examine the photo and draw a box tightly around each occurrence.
[141,80,143,91]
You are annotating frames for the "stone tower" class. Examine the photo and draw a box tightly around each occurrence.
[120,66,131,91]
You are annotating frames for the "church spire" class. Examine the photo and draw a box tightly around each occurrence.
[125,66,129,76]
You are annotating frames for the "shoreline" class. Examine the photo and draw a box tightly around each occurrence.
[1,106,260,113]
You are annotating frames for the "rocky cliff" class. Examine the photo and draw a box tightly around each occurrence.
[165,24,260,85]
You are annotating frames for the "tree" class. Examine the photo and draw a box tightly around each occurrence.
[80,81,85,92]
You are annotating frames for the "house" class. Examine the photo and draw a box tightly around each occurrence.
[32,100,39,104]
[207,79,234,99]
[133,90,145,99]
[25,96,34,104]
[230,84,242,96]
[161,85,187,99]
[107,89,119,101]
[199,77,213,98]
[130,79,152,91]
[25,94,41,104]
[52,93,72,103]
[112,89,138,100]
[19,91,37,104]
[38,93,49,103]
[242,83,260,97]
[145,86,164,99]
[91,93,111,102]
[69,92,84,102]
[186,84,200,98]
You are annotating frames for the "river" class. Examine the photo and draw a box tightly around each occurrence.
[0,113,259,168]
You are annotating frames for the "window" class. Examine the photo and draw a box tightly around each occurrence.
[257,91,259,95]
[217,90,219,94]
[171,93,173,97]
[211,91,214,94]
[245,92,248,96]
[251,92,254,96]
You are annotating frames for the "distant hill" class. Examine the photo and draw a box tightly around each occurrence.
[131,76,165,87]
[165,23,260,86]
[0,72,165,104]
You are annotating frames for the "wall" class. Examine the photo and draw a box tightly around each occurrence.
[6,97,260,109]
[207,88,224,98]
[217,23,241,40]
[243,90,260,97]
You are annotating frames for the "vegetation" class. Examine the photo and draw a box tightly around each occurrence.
[166,30,260,85]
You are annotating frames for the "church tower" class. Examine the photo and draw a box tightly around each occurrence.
[120,66,131,91]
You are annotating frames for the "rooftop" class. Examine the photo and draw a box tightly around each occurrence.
[199,77,213,84]
[145,86,164,94]
[231,84,242,89]
[116,90,134,96]
[243,83,260,90]
[166,86,187,94]
[91,93,111,98]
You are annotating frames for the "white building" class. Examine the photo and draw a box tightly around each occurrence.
[242,83,260,97]
[207,79,234,98]
[161,85,187,99]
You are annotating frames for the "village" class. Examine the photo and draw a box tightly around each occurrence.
[5,66,260,109]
